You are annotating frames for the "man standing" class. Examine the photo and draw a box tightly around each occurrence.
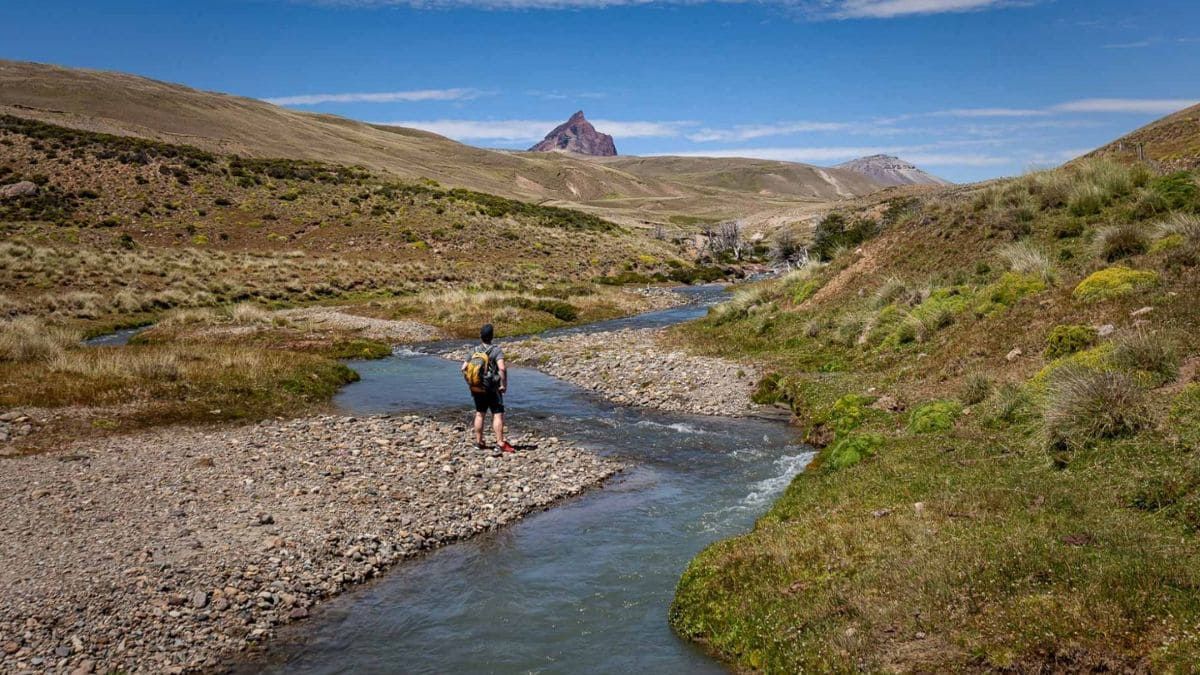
[461,323,515,453]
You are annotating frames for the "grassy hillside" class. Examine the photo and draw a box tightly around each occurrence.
[0,60,883,227]
[0,113,717,445]
[1085,103,1200,170]
[0,113,705,325]
[669,160,1200,670]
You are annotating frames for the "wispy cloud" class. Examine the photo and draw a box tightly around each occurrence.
[1050,98,1198,114]
[1103,39,1156,49]
[814,0,1034,20]
[263,88,483,106]
[686,121,853,142]
[306,0,1038,17]
[925,107,1047,118]
[377,118,688,141]
[526,89,608,100]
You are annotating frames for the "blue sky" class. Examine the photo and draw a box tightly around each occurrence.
[1,0,1197,182]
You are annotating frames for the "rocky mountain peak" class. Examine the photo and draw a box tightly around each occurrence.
[835,154,951,187]
[528,111,617,157]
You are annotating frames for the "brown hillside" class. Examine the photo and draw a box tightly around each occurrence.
[1084,102,1200,169]
[0,60,885,226]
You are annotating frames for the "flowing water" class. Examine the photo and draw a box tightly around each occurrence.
[251,285,812,674]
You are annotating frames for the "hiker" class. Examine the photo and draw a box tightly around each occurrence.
[461,323,515,453]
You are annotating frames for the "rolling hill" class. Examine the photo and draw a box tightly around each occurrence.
[1083,102,1200,169]
[0,60,886,226]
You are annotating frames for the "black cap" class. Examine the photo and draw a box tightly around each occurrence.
[481,323,494,343]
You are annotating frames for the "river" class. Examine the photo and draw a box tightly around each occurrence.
[243,285,811,674]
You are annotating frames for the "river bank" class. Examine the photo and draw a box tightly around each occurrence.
[0,415,620,673]
[500,327,762,417]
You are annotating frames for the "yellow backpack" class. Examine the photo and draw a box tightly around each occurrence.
[464,346,498,394]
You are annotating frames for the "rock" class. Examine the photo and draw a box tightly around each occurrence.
[191,591,208,609]
[2,641,18,654]
[527,111,617,156]
[0,411,20,422]
[870,395,905,413]
[1131,306,1154,318]
[1005,347,1023,362]
[288,607,309,620]
[0,181,38,199]
[1096,324,1116,338]
[256,513,274,526]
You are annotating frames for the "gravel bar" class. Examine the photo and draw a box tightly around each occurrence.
[0,415,620,673]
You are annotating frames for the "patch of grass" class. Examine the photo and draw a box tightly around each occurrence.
[1109,330,1180,386]
[960,373,992,405]
[1096,223,1150,262]
[1072,266,1159,303]
[0,317,80,362]
[1044,324,1099,359]
[0,342,358,426]
[907,399,962,433]
[1043,366,1152,453]
[326,338,393,360]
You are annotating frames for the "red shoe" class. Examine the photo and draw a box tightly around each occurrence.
[499,442,516,453]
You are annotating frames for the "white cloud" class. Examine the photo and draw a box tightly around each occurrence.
[822,0,1026,19]
[263,88,482,106]
[1051,98,1198,114]
[686,121,852,142]
[378,118,687,141]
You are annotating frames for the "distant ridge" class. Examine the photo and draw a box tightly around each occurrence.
[528,111,617,156]
[836,154,951,187]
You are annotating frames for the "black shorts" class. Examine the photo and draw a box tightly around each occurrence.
[472,390,504,414]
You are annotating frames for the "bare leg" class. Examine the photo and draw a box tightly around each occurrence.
[474,411,486,446]
[493,412,506,446]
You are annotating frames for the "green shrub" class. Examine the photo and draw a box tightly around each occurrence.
[1043,366,1151,452]
[1147,172,1199,211]
[1109,330,1180,386]
[975,272,1045,315]
[1044,324,1098,359]
[828,394,873,434]
[751,372,785,405]
[824,433,884,470]
[1072,266,1159,303]
[908,400,962,434]
[811,213,879,261]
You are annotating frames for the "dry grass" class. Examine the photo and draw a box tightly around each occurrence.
[1043,366,1152,451]
[997,241,1057,282]
[0,317,80,362]
[0,340,357,431]
[1110,330,1181,386]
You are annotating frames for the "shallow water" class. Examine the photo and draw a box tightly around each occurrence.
[252,285,811,674]
[82,325,149,347]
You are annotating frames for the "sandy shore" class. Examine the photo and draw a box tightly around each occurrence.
[0,415,620,673]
